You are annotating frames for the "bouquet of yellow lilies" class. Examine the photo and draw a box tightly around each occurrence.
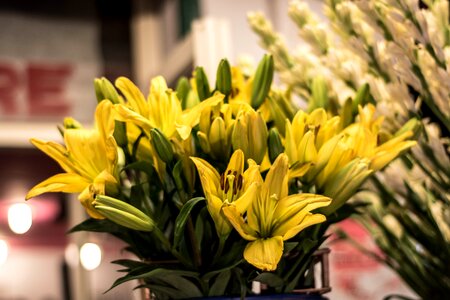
[26,55,416,298]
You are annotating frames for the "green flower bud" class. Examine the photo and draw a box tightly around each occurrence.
[195,66,211,101]
[308,76,328,111]
[114,121,128,148]
[395,118,421,139]
[94,77,120,104]
[268,128,284,163]
[340,97,353,130]
[63,117,82,129]
[216,59,232,97]
[93,195,154,232]
[176,76,191,109]
[352,83,371,114]
[150,128,174,163]
[251,54,274,108]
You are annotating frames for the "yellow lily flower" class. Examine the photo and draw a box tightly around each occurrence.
[26,100,119,219]
[190,149,260,237]
[285,108,340,178]
[222,154,331,271]
[114,76,223,140]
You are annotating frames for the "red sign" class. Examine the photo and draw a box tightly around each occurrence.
[0,62,73,118]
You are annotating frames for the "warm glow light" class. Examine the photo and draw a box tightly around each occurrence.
[0,240,8,266]
[80,243,102,271]
[64,243,80,267]
[8,203,33,234]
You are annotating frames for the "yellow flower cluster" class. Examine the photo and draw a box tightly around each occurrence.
[26,57,416,273]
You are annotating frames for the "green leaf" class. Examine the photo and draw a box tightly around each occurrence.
[202,259,244,281]
[108,268,200,293]
[173,197,205,248]
[152,274,203,298]
[67,218,122,234]
[122,161,154,178]
[111,259,149,270]
[253,272,285,288]
[284,242,299,253]
[208,270,231,296]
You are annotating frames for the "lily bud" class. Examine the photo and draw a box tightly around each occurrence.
[216,59,232,97]
[308,76,328,111]
[176,76,191,109]
[197,104,234,161]
[94,77,120,104]
[195,66,211,101]
[320,158,373,215]
[251,54,274,108]
[395,118,421,139]
[232,109,268,164]
[150,128,174,163]
[268,128,284,163]
[266,90,295,136]
[63,117,82,130]
[114,121,128,148]
[352,83,371,115]
[93,195,154,232]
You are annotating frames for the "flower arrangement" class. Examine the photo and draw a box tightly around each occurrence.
[249,0,449,298]
[26,54,416,298]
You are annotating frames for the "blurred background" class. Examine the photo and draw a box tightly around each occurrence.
[0,0,414,299]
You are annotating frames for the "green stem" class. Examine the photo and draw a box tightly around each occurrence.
[187,218,202,268]
[213,235,227,264]
[153,227,192,268]
[168,169,202,268]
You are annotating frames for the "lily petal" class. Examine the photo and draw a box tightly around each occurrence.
[264,154,289,200]
[115,77,148,117]
[190,156,221,195]
[282,213,326,240]
[243,236,284,271]
[222,205,258,241]
[26,173,90,199]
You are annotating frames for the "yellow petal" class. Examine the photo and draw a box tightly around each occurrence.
[234,182,259,214]
[114,104,152,131]
[272,194,331,237]
[284,120,298,165]
[282,213,326,240]
[26,173,90,199]
[115,77,148,117]
[179,94,224,128]
[222,205,257,241]
[175,124,192,140]
[95,101,118,165]
[264,154,289,200]
[243,236,284,271]
[242,160,263,191]
[297,130,318,164]
[190,156,221,197]
[30,139,77,174]
[79,186,105,219]
[208,193,232,236]
[226,149,245,175]
[64,129,107,179]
